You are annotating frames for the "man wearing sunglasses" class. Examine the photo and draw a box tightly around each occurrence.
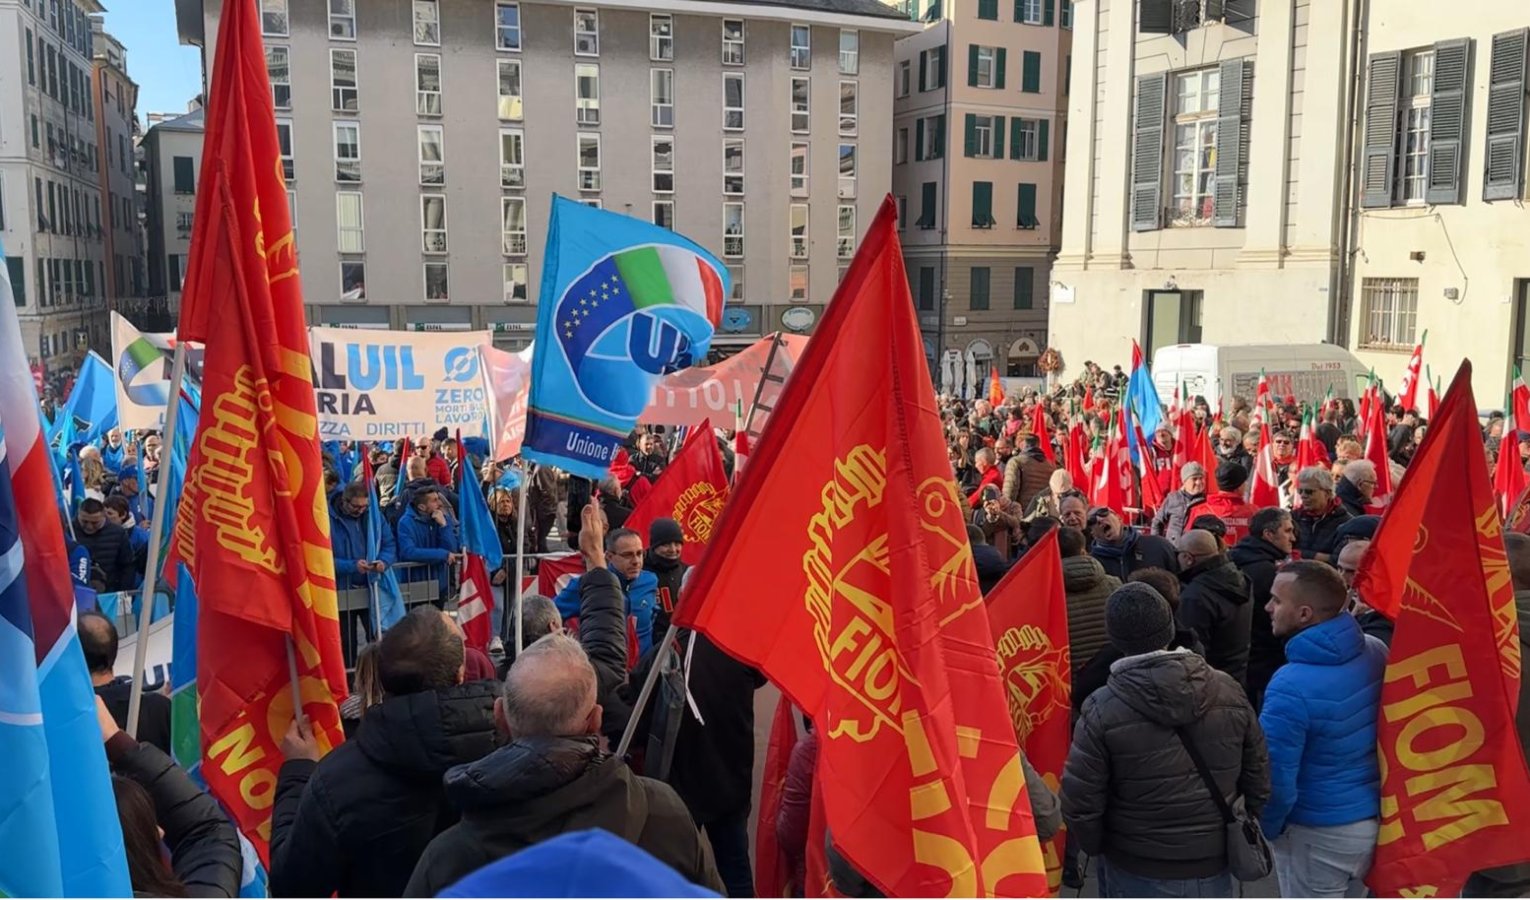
[1292,467,1352,564]
[1087,506,1178,581]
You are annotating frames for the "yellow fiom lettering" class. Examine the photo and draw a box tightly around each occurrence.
[256,815,273,843]
[207,722,265,776]
[1400,887,1440,898]
[193,366,282,573]
[1382,676,1473,723]
[1406,764,1507,851]
[828,617,873,664]
[240,768,278,809]
[1397,707,1484,771]
[984,754,1022,830]
[1385,644,1467,694]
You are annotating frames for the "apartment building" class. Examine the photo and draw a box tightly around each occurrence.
[0,0,112,377]
[892,0,1071,382]
[140,107,204,330]
[90,17,145,316]
[175,0,918,351]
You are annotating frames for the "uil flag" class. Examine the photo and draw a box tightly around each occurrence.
[47,351,117,455]
[1397,330,1426,413]
[672,197,1048,896]
[624,419,729,567]
[1354,361,1530,896]
[169,0,348,860]
[984,529,1072,893]
[525,196,725,481]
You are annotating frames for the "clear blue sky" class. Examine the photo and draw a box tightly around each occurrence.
[102,0,203,126]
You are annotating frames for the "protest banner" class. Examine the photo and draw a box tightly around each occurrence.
[641,333,808,428]
[111,311,204,432]
[309,326,492,440]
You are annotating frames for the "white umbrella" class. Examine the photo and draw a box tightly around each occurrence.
[940,352,956,395]
[964,351,979,401]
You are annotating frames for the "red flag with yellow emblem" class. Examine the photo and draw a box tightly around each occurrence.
[983,529,1071,893]
[168,0,347,861]
[624,418,729,568]
[1355,361,1530,895]
[673,196,1048,896]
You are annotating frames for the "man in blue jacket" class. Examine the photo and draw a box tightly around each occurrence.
[1260,560,1387,898]
[554,526,658,657]
[330,483,398,644]
[397,486,460,606]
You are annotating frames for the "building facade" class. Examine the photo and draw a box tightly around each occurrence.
[176,0,918,351]
[892,0,1071,384]
[1,0,112,382]
[140,107,203,332]
[90,18,145,320]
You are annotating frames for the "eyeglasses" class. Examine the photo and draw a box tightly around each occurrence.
[1086,507,1112,525]
[610,549,644,560]
[1297,487,1324,496]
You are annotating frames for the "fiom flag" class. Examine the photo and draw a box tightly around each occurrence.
[525,196,725,480]
[623,418,729,567]
[48,351,118,454]
[673,198,1047,896]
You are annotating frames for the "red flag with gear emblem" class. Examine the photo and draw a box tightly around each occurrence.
[672,197,1048,896]
[623,417,729,568]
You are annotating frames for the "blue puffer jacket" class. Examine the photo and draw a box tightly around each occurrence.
[554,568,659,656]
[1258,614,1387,837]
[328,493,397,590]
[396,506,458,595]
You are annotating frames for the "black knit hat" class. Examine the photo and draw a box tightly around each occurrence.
[1106,583,1176,656]
[649,517,684,548]
[1215,460,1249,491]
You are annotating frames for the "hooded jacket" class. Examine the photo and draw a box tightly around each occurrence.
[1061,555,1120,672]
[1294,499,1352,561]
[1258,614,1387,837]
[1152,489,1206,542]
[1061,650,1270,880]
[554,566,660,657]
[404,736,723,897]
[1090,529,1179,582]
[1072,628,1205,714]
[1176,555,1252,688]
[397,505,460,596]
[268,681,500,898]
[1227,534,1290,705]
[329,492,397,590]
[1184,491,1256,546]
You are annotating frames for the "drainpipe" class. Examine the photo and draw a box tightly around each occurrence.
[1331,0,1368,345]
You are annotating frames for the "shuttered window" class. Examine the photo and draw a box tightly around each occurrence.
[918,266,935,310]
[970,267,990,311]
[1213,59,1250,226]
[978,0,998,19]
[1017,182,1038,228]
[1361,52,1402,209]
[972,181,995,228]
[1426,40,1470,205]
[1022,51,1042,93]
[1014,266,1034,309]
[918,181,938,228]
[1132,73,1167,231]
[1485,29,1529,201]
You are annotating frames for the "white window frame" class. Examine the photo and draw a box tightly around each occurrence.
[722,19,744,65]
[791,76,810,133]
[577,133,601,191]
[975,115,994,158]
[976,46,997,88]
[496,2,521,51]
[837,205,856,259]
[723,72,745,131]
[581,199,603,209]
[1013,117,1038,161]
[1021,0,1043,24]
[276,118,295,181]
[1170,67,1221,226]
[652,136,674,193]
[500,127,525,189]
[838,30,858,75]
[652,199,674,230]
[333,121,361,183]
[574,8,599,56]
[790,264,808,301]
[336,191,364,253]
[723,202,744,258]
[501,196,527,255]
[421,193,448,253]
[340,260,366,301]
[415,53,443,116]
[423,262,449,301]
[790,202,809,258]
[895,127,908,165]
[266,46,291,110]
[418,124,444,185]
[413,0,440,46]
[261,0,289,37]
[838,143,856,198]
[329,0,356,40]
[790,24,811,69]
[790,141,809,197]
[726,265,744,303]
[923,47,942,89]
[503,261,529,303]
[1360,278,1419,349]
[723,139,745,196]
[1397,49,1433,206]
[650,14,673,61]
[651,68,674,128]
[839,81,857,135]
[497,59,522,120]
[330,48,358,111]
[898,60,910,97]
[576,63,600,125]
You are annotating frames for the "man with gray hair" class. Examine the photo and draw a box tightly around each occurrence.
[1335,459,1377,517]
[1216,425,1252,473]
[1293,466,1352,564]
[404,632,724,897]
[1152,462,1208,542]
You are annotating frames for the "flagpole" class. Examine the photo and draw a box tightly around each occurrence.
[614,622,679,759]
[126,342,188,739]
[283,635,304,717]
[512,460,531,654]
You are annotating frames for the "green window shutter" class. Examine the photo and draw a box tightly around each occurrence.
[968,44,980,87]
[1485,28,1529,201]
[920,181,937,227]
[1043,0,1055,26]
[915,118,926,161]
[1212,58,1248,226]
[993,116,1006,157]
[1361,52,1402,209]
[932,114,946,158]
[1140,0,1172,33]
[970,267,990,310]
[1426,39,1471,205]
[6,258,26,306]
[1009,116,1023,159]
[1014,266,1034,309]
[978,0,998,19]
[1013,0,1023,22]
[964,113,979,157]
[1037,119,1050,161]
[1022,51,1041,92]
[995,48,1007,89]
[1132,73,1167,231]
[1017,182,1037,227]
[918,266,935,309]
[919,50,929,91]
[972,181,993,227]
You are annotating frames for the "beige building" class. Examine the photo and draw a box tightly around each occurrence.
[893,0,1071,382]
[175,0,918,352]
[90,18,145,318]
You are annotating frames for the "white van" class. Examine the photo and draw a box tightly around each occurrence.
[1150,343,1370,409]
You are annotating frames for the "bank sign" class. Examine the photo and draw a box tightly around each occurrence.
[308,327,492,439]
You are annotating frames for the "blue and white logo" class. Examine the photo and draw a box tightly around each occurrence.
[443,347,479,383]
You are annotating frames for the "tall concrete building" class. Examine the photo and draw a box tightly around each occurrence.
[1,0,111,382]
[90,18,145,319]
[892,0,1071,383]
[174,0,917,351]
[140,107,204,332]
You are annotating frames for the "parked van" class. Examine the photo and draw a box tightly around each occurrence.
[1151,343,1370,409]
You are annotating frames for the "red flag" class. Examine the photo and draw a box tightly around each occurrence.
[985,530,1072,893]
[1094,411,1134,516]
[1082,384,1094,412]
[1173,384,1196,472]
[1513,369,1530,437]
[1249,422,1281,508]
[988,366,1005,408]
[755,697,801,898]
[457,554,495,652]
[536,551,585,598]
[168,0,346,859]
[1131,416,1166,514]
[1493,437,1528,522]
[1291,410,1325,507]
[1397,332,1426,413]
[1065,419,1089,492]
[672,198,1047,896]
[1194,423,1218,483]
[625,419,729,567]
[1363,394,1394,506]
[1354,361,1530,895]
[1250,370,1271,431]
[1030,399,1057,465]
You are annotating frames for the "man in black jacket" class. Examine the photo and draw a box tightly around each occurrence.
[75,498,136,591]
[1088,506,1178,581]
[81,610,173,755]
[645,517,686,636]
[1228,507,1297,710]
[1174,529,1252,688]
[1292,466,1352,563]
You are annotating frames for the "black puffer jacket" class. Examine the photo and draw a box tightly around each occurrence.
[1062,556,1119,673]
[575,566,635,748]
[268,681,500,898]
[1061,650,1270,880]
[75,520,136,591]
[404,736,723,897]
[1294,500,1352,561]
[1228,535,1290,707]
[644,551,686,637]
[1176,555,1253,688]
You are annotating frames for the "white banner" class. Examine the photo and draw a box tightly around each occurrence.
[111,312,204,432]
[309,327,493,440]
[112,610,175,692]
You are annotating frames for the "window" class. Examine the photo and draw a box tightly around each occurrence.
[651,69,674,127]
[895,128,908,164]
[724,73,745,130]
[1013,117,1039,160]
[837,205,856,258]
[652,201,674,229]
[261,0,289,37]
[336,191,364,253]
[496,2,521,51]
[498,60,522,120]
[276,119,294,181]
[421,194,447,252]
[791,77,810,133]
[333,122,361,182]
[172,156,195,194]
[840,82,858,135]
[970,267,990,310]
[970,115,996,157]
[971,181,995,228]
[790,204,809,258]
[330,0,356,39]
[839,30,858,75]
[267,46,291,109]
[331,49,358,111]
[897,195,907,229]
[723,202,744,257]
[501,196,527,255]
[416,54,442,115]
[651,15,673,61]
[580,199,603,209]
[898,61,910,97]
[1014,266,1035,309]
[1397,50,1433,204]
[920,46,946,91]
[838,144,856,198]
[1060,0,1073,28]
[790,265,808,301]
[917,267,935,310]
[722,19,744,65]
[26,29,34,85]
[791,24,811,69]
[790,142,809,196]
[168,254,183,292]
[574,9,599,56]
[1022,50,1041,93]
[920,115,946,159]
[652,136,674,192]
[504,262,529,302]
[917,181,938,228]
[577,134,601,191]
[576,64,600,125]
[724,140,745,195]
[175,211,195,237]
[974,46,999,88]
[1019,0,1042,24]
[413,0,439,45]
[418,125,444,185]
[726,265,744,302]
[500,128,525,188]
[341,262,366,301]
[1171,68,1220,224]
[1017,182,1039,227]
[1360,278,1418,349]
[424,262,449,300]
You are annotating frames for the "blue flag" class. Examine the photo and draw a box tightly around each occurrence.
[365,471,406,631]
[154,392,200,575]
[170,562,200,776]
[460,469,504,571]
[1124,346,1165,465]
[524,196,726,480]
[48,352,118,454]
